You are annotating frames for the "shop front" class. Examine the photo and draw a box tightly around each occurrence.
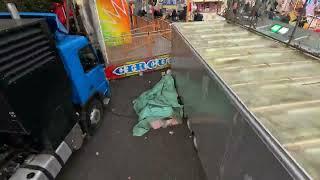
[194,0,223,13]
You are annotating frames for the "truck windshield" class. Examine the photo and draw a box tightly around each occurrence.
[79,45,99,73]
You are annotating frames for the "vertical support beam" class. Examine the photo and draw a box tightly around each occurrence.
[89,0,110,64]
[186,0,191,21]
[75,0,95,40]
[72,0,81,33]
[7,3,21,20]
[66,0,70,32]
[288,0,308,44]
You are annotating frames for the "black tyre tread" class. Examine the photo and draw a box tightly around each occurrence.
[81,98,104,135]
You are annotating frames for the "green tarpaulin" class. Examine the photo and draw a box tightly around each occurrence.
[132,74,183,136]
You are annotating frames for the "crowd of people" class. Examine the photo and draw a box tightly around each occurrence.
[134,3,203,22]
[229,0,320,30]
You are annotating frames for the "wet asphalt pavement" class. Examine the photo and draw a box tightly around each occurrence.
[57,72,206,180]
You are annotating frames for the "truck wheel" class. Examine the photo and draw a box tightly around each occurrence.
[83,99,104,135]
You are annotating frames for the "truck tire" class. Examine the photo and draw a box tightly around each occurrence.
[82,98,104,135]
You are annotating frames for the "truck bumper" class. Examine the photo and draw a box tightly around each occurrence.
[10,123,83,180]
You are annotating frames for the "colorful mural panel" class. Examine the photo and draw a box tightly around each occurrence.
[96,0,132,46]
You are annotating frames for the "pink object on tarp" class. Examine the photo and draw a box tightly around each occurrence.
[149,118,180,130]
[150,120,164,129]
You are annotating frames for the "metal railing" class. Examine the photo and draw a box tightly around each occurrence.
[105,31,171,64]
[105,16,172,64]
[223,0,320,56]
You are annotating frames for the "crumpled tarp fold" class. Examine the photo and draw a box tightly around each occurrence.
[132,74,183,136]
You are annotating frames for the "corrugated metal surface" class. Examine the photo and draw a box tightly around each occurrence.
[174,20,320,179]
[0,19,55,85]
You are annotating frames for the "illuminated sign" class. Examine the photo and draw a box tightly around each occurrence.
[270,24,290,34]
[105,55,171,80]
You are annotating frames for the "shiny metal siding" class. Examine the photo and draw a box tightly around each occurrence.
[173,20,320,179]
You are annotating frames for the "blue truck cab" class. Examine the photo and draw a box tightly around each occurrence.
[0,12,110,133]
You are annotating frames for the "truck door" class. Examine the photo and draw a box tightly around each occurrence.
[78,45,109,97]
